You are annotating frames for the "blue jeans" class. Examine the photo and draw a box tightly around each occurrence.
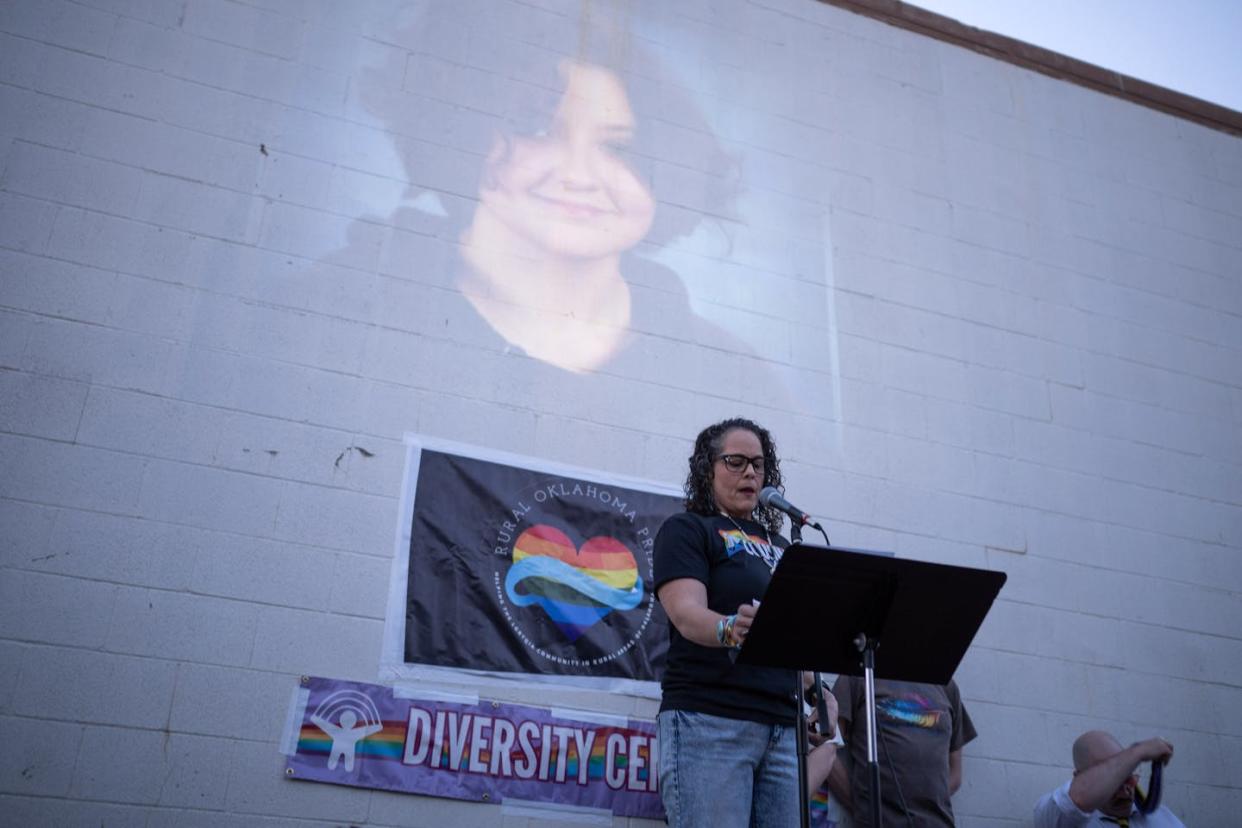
[658,709,800,828]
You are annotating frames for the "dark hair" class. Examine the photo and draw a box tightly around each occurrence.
[365,4,739,246]
[684,417,784,534]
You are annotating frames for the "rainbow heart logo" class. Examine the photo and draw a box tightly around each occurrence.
[504,524,643,642]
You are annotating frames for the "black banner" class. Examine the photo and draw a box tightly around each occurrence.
[405,449,680,682]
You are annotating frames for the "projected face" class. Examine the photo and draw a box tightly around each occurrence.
[478,60,656,261]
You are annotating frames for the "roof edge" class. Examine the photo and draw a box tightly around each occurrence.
[818,0,1242,138]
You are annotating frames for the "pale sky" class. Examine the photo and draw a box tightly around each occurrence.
[910,0,1242,113]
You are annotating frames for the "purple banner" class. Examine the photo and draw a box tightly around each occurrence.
[283,676,662,819]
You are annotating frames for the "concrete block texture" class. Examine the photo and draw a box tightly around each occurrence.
[10,646,176,728]
[0,795,153,828]
[2,0,1240,824]
[170,664,299,743]
[0,715,83,797]
[0,570,118,650]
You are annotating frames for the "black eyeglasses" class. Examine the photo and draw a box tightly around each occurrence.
[717,454,765,474]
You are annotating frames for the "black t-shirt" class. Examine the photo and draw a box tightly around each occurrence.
[653,511,796,724]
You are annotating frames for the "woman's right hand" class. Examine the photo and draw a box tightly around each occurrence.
[656,580,767,649]
[730,602,758,645]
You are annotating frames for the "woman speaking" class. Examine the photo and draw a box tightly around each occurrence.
[654,417,799,827]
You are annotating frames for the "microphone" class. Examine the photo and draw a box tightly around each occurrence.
[758,487,821,529]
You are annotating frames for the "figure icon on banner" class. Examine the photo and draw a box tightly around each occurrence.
[310,691,384,772]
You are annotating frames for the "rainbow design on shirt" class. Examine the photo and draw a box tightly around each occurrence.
[718,528,782,571]
[505,525,642,642]
[878,693,943,729]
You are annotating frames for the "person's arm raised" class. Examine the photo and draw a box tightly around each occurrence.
[1068,738,1173,813]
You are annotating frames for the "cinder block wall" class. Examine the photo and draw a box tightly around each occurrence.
[2,0,1239,825]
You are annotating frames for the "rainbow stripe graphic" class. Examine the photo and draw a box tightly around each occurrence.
[809,783,841,827]
[878,693,942,729]
[505,525,642,641]
[296,721,405,760]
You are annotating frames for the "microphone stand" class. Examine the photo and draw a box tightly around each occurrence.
[788,520,834,828]
[856,632,883,828]
[788,520,811,828]
[808,523,832,824]
[781,506,837,828]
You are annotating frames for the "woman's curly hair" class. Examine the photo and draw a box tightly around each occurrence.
[683,417,784,534]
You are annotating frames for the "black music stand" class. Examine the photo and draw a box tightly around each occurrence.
[737,543,1007,828]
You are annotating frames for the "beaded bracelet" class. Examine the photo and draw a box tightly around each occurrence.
[716,614,739,648]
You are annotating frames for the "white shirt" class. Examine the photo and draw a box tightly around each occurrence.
[1033,781,1185,828]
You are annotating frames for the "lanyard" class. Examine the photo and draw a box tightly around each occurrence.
[1135,759,1163,815]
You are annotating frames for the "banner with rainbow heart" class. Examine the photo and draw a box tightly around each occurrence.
[381,435,682,694]
[281,675,662,820]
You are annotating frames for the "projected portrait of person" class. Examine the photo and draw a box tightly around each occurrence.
[460,57,655,372]
[370,4,760,383]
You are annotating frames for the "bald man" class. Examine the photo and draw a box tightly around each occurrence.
[1033,730,1183,827]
